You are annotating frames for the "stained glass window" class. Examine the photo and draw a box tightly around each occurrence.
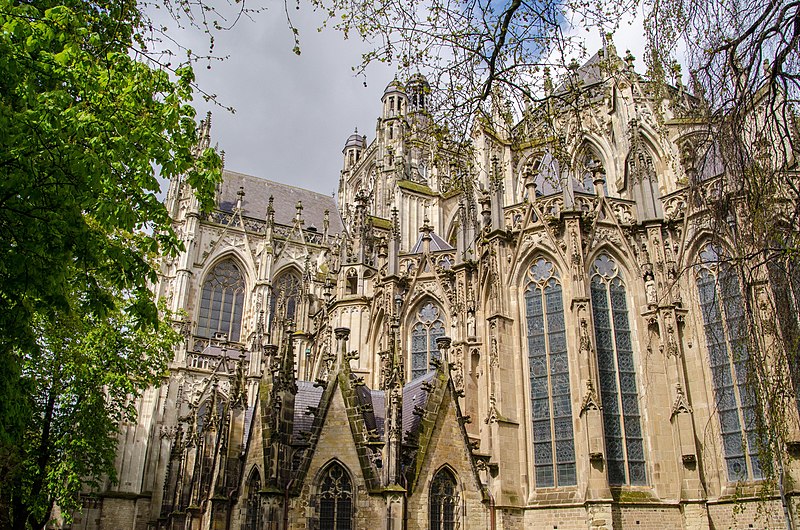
[429,468,459,530]
[768,259,800,415]
[244,470,261,530]
[318,462,353,530]
[696,244,762,481]
[524,258,576,488]
[410,302,446,379]
[272,271,302,325]
[590,254,646,485]
[197,260,245,342]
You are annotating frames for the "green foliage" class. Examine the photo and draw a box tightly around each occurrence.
[0,0,221,527]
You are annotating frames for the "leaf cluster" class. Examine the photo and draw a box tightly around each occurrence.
[0,1,221,527]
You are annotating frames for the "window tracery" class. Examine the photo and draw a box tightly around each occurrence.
[429,468,459,530]
[318,462,353,530]
[590,254,646,485]
[197,260,245,342]
[272,271,303,326]
[244,469,261,530]
[524,258,576,488]
[696,244,762,480]
[410,301,446,380]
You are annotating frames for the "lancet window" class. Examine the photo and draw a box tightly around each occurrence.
[590,254,646,485]
[524,258,576,488]
[244,470,261,530]
[410,301,446,380]
[197,260,245,342]
[429,468,459,530]
[272,270,303,326]
[318,462,353,530]
[768,257,800,414]
[696,244,762,480]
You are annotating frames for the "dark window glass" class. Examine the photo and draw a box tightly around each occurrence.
[244,471,261,530]
[197,260,245,341]
[429,468,458,530]
[696,244,762,480]
[319,462,352,530]
[590,254,646,485]
[524,258,576,488]
[272,271,303,325]
[410,302,445,379]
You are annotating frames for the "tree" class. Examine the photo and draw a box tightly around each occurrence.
[0,1,221,527]
[642,0,799,516]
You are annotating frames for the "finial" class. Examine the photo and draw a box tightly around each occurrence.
[267,195,275,223]
[294,200,304,227]
[624,50,635,70]
[235,186,245,211]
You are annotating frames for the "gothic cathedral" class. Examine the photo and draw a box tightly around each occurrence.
[73,50,800,529]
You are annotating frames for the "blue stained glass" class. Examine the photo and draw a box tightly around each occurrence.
[533,398,550,419]
[410,302,446,379]
[592,255,646,485]
[696,259,763,480]
[526,261,575,487]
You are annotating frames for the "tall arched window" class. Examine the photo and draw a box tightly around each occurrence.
[768,257,800,415]
[429,468,459,530]
[318,462,353,530]
[244,469,261,530]
[696,244,762,480]
[197,260,245,342]
[410,302,446,380]
[272,271,302,325]
[525,258,576,488]
[590,254,646,485]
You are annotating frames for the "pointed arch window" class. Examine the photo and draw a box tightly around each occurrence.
[410,302,446,380]
[429,468,459,530]
[524,258,576,488]
[318,462,353,530]
[244,469,261,530]
[590,254,646,485]
[696,244,762,480]
[575,148,607,195]
[272,271,303,326]
[197,260,245,342]
[768,257,800,415]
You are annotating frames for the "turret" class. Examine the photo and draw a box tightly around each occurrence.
[405,74,430,113]
[382,78,407,119]
[342,128,366,171]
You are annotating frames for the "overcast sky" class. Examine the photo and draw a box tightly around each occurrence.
[154,2,649,197]
[152,3,393,197]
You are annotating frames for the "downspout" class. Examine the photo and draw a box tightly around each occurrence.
[283,478,294,529]
[488,490,496,530]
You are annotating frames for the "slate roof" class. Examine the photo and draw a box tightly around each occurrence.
[242,405,255,447]
[293,381,324,443]
[402,371,436,438]
[553,50,611,94]
[410,231,454,254]
[218,170,344,234]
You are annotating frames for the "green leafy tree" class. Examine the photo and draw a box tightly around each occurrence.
[0,1,221,527]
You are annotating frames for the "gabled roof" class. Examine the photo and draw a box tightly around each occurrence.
[217,170,344,234]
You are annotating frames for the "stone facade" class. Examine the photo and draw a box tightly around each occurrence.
[72,49,800,530]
